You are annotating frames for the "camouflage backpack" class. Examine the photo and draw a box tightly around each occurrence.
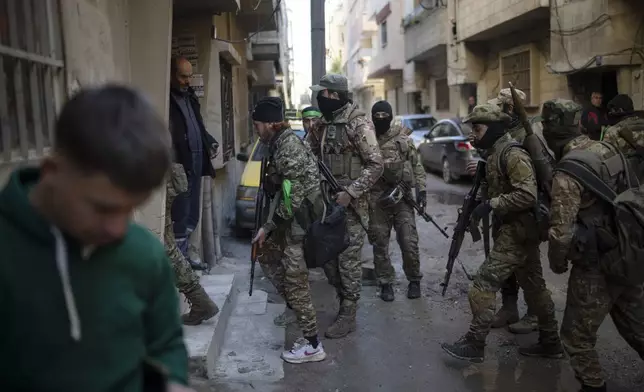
[555,145,644,285]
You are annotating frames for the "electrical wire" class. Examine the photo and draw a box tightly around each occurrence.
[214,0,282,44]
[419,0,446,10]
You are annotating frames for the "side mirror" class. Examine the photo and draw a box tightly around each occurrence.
[424,133,432,140]
[236,153,249,162]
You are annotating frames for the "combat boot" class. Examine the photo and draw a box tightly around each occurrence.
[380,284,394,302]
[491,295,519,328]
[182,285,219,326]
[325,300,357,339]
[274,307,297,327]
[518,338,564,359]
[440,334,485,363]
[579,384,607,392]
[407,282,421,299]
[508,313,538,334]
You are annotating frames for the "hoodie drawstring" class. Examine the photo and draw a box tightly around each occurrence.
[51,226,82,342]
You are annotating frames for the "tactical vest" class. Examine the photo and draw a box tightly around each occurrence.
[320,106,365,185]
[378,129,414,189]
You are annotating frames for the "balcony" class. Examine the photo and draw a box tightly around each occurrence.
[362,14,377,38]
[250,30,280,61]
[238,0,278,32]
[403,6,447,62]
[457,0,549,41]
[249,60,277,87]
[172,0,239,16]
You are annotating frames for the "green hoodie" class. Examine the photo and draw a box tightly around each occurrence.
[0,168,188,391]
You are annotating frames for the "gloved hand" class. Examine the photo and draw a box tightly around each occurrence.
[416,188,427,210]
[471,200,492,222]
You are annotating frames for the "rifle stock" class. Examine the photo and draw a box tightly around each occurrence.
[441,160,486,296]
[250,157,269,296]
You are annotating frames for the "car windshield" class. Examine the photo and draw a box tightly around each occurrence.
[251,141,269,161]
[406,117,437,130]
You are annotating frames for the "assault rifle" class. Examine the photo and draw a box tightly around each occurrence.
[441,160,486,296]
[249,157,269,296]
[383,178,449,238]
[317,160,368,232]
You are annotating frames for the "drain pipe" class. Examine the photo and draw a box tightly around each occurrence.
[201,177,216,267]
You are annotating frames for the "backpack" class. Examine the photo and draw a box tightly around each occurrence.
[554,146,644,285]
[497,141,550,242]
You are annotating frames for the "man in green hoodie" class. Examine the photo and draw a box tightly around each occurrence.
[0,85,192,391]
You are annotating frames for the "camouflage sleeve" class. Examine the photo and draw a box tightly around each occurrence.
[346,116,384,199]
[548,171,583,265]
[602,124,633,153]
[489,149,537,214]
[273,136,318,220]
[407,138,426,191]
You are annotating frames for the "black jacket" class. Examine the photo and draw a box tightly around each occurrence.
[169,87,218,178]
[580,106,608,141]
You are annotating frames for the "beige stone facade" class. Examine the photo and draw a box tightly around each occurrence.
[0,0,287,261]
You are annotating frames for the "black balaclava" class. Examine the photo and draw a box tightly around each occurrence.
[252,97,284,123]
[317,91,347,120]
[607,94,635,126]
[371,100,393,135]
[473,122,507,150]
[543,124,581,160]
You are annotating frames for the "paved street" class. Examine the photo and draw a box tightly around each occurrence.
[196,173,644,392]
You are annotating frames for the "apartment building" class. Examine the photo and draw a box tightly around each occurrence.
[0,0,287,262]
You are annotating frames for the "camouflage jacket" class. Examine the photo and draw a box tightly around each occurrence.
[602,116,644,152]
[305,102,383,200]
[372,124,426,193]
[262,128,320,233]
[484,133,538,216]
[166,163,189,215]
[548,135,617,265]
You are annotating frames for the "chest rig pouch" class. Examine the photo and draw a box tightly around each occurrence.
[322,110,365,181]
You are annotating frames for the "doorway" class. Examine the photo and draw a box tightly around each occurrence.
[568,69,618,109]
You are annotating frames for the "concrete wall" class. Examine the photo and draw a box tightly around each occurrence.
[0,0,173,237]
[457,0,549,40]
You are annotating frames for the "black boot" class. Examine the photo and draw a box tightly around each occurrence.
[407,282,421,299]
[579,384,607,392]
[518,341,564,359]
[380,284,394,302]
[441,335,485,363]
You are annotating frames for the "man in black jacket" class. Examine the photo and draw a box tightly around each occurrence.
[168,56,219,270]
[580,91,608,140]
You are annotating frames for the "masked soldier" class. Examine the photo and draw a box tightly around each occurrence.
[543,99,644,392]
[251,97,326,364]
[165,163,219,325]
[602,94,644,181]
[441,104,562,363]
[485,88,544,334]
[366,100,425,301]
[307,74,384,339]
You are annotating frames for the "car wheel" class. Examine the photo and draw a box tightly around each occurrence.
[442,158,454,184]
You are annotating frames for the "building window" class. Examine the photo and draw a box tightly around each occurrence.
[380,21,387,48]
[220,58,235,162]
[501,50,531,105]
[0,0,65,163]
[435,79,450,111]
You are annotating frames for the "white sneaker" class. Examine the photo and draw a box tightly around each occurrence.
[281,338,326,364]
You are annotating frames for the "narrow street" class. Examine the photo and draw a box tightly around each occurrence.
[197,173,644,392]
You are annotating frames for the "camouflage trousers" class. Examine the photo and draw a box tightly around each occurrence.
[467,224,559,344]
[322,197,368,309]
[367,197,422,285]
[258,221,318,337]
[561,264,644,388]
[164,206,200,294]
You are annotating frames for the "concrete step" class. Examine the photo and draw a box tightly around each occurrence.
[213,295,285,383]
[184,273,237,378]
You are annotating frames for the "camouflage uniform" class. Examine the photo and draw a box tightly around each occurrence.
[602,115,644,182]
[545,101,644,389]
[308,74,384,338]
[258,128,321,339]
[442,104,561,362]
[165,163,218,325]
[367,124,425,285]
[165,163,200,293]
